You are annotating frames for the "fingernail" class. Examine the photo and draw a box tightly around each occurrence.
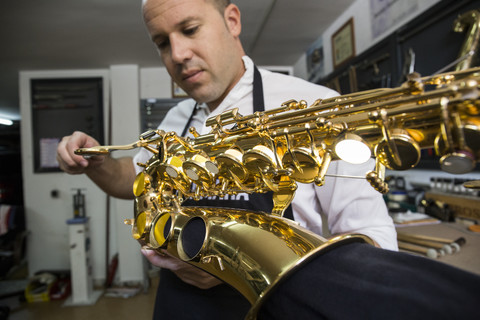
[140,246,150,255]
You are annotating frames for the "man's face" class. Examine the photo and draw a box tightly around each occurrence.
[143,0,244,108]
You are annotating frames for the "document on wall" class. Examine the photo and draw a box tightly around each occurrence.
[370,0,419,39]
[40,137,60,169]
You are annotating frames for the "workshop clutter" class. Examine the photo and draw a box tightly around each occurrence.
[25,271,71,302]
[397,232,466,259]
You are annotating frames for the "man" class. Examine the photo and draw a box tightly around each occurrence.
[57,0,397,318]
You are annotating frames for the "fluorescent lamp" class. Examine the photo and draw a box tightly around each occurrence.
[0,118,13,126]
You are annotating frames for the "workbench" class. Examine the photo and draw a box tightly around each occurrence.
[396,222,480,276]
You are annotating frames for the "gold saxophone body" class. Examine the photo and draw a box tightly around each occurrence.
[76,67,480,319]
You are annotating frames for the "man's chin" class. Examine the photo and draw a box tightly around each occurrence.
[189,92,215,104]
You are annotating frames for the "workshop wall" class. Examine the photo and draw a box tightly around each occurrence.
[294,0,441,79]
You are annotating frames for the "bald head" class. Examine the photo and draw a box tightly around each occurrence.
[143,0,230,14]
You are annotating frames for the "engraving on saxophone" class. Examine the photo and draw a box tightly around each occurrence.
[76,67,480,319]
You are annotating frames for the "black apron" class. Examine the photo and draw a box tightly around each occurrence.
[153,66,293,319]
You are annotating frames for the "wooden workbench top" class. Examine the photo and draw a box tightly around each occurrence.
[396,222,480,276]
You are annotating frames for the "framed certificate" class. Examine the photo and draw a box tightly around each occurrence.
[171,80,189,98]
[331,18,356,69]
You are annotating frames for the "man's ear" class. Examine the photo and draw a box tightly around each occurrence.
[224,4,242,37]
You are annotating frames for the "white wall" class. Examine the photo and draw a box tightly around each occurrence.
[109,65,144,283]
[140,67,171,99]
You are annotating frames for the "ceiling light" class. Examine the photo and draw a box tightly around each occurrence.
[335,133,371,164]
[0,118,13,126]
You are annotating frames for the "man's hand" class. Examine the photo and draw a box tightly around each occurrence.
[57,131,104,174]
[141,248,222,289]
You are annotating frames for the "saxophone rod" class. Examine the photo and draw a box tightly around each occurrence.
[324,174,365,179]
[432,50,474,75]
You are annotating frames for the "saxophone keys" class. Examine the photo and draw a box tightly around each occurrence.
[216,148,249,182]
[188,127,200,137]
[158,156,184,179]
[282,147,323,183]
[434,123,480,174]
[182,154,219,184]
[366,171,389,194]
[440,151,476,174]
[149,213,172,248]
[314,151,332,187]
[243,145,277,174]
[131,211,151,240]
[375,129,420,170]
[463,180,480,189]
[334,132,371,164]
[133,172,152,197]
[136,162,147,168]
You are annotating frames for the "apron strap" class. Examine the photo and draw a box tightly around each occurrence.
[253,65,265,112]
[181,103,198,137]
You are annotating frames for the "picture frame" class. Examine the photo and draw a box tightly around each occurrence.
[306,36,325,82]
[171,80,189,98]
[331,18,356,69]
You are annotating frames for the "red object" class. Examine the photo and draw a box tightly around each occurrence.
[106,253,118,288]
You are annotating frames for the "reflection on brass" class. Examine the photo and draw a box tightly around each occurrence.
[453,9,480,71]
[375,129,421,170]
[464,180,480,189]
[77,67,480,319]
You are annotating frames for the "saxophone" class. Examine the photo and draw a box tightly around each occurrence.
[76,67,480,319]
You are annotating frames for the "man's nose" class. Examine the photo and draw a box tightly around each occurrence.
[170,36,193,63]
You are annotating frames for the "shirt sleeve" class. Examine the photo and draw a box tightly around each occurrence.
[316,159,398,250]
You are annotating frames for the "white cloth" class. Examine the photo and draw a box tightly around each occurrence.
[134,56,398,250]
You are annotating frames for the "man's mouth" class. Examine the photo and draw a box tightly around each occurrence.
[182,70,203,82]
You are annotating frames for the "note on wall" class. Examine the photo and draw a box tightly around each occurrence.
[370,0,419,39]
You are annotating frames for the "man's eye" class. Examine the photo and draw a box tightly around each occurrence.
[156,39,169,50]
[183,26,198,36]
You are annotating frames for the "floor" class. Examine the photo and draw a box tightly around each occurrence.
[1,277,158,320]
